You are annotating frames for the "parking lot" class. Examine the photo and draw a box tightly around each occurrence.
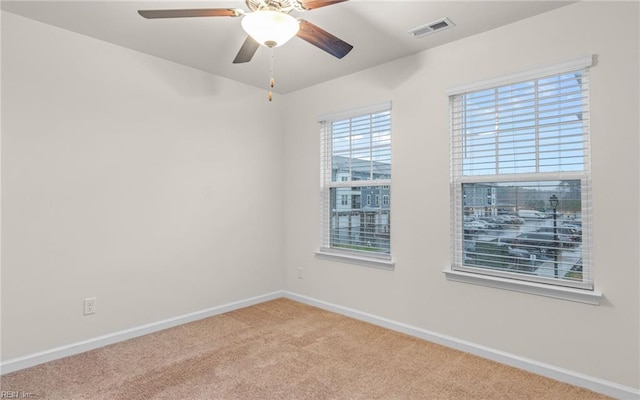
[463,215,583,279]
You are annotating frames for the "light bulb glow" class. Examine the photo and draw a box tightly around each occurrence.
[241,10,299,47]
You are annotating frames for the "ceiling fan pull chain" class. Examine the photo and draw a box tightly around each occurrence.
[268,46,275,101]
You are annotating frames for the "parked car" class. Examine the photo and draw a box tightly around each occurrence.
[518,210,546,219]
[466,240,536,272]
[536,226,581,245]
[478,217,500,229]
[464,220,486,234]
[562,222,583,236]
[464,217,501,233]
[500,232,563,257]
[496,215,524,225]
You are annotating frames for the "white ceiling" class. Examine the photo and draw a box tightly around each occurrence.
[1,1,574,94]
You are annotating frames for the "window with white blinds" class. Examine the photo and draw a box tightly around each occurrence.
[449,58,593,290]
[319,103,392,261]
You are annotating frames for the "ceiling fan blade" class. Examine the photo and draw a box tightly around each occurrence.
[138,8,243,19]
[299,0,348,10]
[296,20,353,59]
[233,36,260,64]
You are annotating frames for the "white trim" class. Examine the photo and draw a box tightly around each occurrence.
[283,291,638,400]
[318,100,392,122]
[447,55,594,96]
[314,249,395,270]
[329,179,391,188]
[443,269,602,305]
[2,290,635,399]
[456,172,588,184]
[0,291,284,375]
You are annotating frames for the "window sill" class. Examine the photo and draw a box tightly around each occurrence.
[315,249,395,270]
[443,269,602,305]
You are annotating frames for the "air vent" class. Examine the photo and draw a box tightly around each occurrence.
[408,17,455,38]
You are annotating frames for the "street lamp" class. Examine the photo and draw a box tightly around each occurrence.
[549,195,559,278]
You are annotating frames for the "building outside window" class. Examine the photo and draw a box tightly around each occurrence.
[319,102,392,259]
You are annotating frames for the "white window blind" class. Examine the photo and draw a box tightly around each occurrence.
[450,60,593,290]
[319,103,392,259]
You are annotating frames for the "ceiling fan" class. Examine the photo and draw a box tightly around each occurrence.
[137,0,354,64]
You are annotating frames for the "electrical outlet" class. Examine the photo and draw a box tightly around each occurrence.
[297,267,304,279]
[83,297,96,315]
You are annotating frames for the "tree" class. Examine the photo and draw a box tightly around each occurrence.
[558,180,582,212]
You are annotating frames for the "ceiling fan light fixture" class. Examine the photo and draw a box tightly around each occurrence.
[241,10,300,47]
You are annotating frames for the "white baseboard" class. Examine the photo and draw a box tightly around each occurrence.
[283,291,640,400]
[0,291,284,375]
[2,290,638,400]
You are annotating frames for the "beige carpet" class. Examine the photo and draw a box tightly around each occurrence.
[1,298,611,399]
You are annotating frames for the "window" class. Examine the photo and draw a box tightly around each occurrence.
[449,57,594,292]
[319,102,392,263]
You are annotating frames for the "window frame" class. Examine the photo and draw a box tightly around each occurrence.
[445,56,602,304]
[315,102,395,270]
